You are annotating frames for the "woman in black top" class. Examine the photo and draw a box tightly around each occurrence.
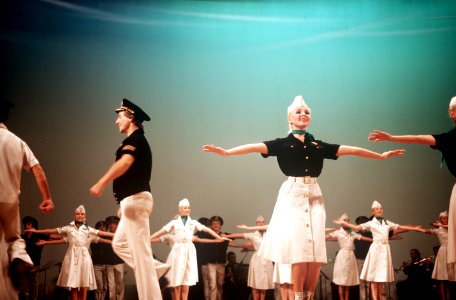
[203,95,404,300]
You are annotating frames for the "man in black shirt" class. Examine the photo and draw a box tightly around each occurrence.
[21,216,49,300]
[105,215,126,300]
[90,220,109,300]
[90,98,161,300]
[199,216,229,300]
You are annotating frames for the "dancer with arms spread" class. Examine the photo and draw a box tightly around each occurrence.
[29,205,114,300]
[333,201,426,300]
[326,213,373,300]
[150,198,228,300]
[203,95,405,300]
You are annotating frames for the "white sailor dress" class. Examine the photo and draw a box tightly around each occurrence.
[431,227,456,281]
[163,217,205,287]
[329,228,362,286]
[244,231,274,290]
[56,222,99,290]
[359,218,398,282]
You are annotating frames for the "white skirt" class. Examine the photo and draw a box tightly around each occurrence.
[432,245,456,281]
[258,179,327,264]
[332,249,359,286]
[360,242,394,282]
[273,263,292,284]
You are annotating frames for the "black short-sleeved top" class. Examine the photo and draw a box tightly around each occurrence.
[197,231,230,264]
[113,128,152,202]
[21,232,49,266]
[261,133,340,177]
[91,237,123,265]
[431,127,456,178]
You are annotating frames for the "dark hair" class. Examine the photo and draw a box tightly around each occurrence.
[95,220,108,230]
[410,248,421,256]
[105,215,120,225]
[22,216,38,229]
[210,215,224,226]
[355,216,369,225]
[227,251,236,258]
[198,217,210,226]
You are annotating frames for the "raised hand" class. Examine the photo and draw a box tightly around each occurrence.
[368,130,392,142]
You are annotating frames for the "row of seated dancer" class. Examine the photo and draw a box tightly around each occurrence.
[20,201,455,300]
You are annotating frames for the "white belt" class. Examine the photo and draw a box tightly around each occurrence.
[374,239,389,244]
[289,176,317,184]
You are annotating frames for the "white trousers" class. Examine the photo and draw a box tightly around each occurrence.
[112,192,161,300]
[106,263,125,300]
[0,202,33,265]
[0,202,32,300]
[202,263,225,300]
[448,182,456,263]
[93,264,108,300]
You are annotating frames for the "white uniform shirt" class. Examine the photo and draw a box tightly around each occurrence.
[0,123,39,203]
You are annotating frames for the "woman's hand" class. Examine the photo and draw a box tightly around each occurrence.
[202,144,228,156]
[380,149,406,159]
[368,130,393,142]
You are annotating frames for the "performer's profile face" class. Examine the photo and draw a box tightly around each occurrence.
[116,111,132,133]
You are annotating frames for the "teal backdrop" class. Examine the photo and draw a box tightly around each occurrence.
[2,0,455,293]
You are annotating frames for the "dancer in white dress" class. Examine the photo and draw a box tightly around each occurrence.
[29,205,113,300]
[423,211,456,300]
[225,216,274,300]
[334,201,425,300]
[237,223,293,300]
[203,95,405,300]
[326,213,372,300]
[150,199,228,300]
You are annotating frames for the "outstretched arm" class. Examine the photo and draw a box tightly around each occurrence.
[97,231,114,238]
[368,130,436,145]
[237,224,268,231]
[26,228,59,235]
[37,238,65,246]
[150,228,168,241]
[397,224,426,233]
[90,154,134,197]
[31,164,55,213]
[337,145,405,160]
[202,143,268,156]
[193,236,226,243]
[223,233,245,239]
[229,241,253,250]
[360,236,373,242]
[202,227,231,241]
[333,219,363,232]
